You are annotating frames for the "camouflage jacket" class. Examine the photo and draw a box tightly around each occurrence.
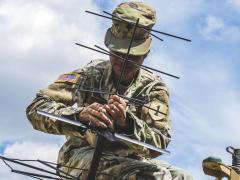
[26,59,171,165]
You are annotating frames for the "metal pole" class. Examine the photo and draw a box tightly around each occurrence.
[86,135,107,180]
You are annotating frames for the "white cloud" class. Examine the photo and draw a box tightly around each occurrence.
[199,15,240,42]
[227,0,240,11]
[170,53,240,142]
[0,0,106,84]
[0,141,61,179]
[0,1,59,52]
[200,16,224,34]
[3,141,60,161]
[0,1,105,178]
[0,0,106,143]
[110,0,203,25]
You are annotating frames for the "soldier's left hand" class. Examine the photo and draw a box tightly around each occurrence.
[104,95,127,127]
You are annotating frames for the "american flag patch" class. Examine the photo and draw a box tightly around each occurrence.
[55,73,80,84]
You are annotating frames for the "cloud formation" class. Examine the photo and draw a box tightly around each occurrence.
[199,15,240,42]
[227,0,240,11]
[0,0,106,142]
[0,141,61,179]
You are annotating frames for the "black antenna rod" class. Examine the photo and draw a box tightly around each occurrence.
[75,43,109,56]
[95,45,180,79]
[0,156,73,180]
[37,160,76,179]
[2,159,44,180]
[1,156,118,179]
[102,11,164,41]
[81,86,146,104]
[85,10,191,42]
[12,170,62,180]
[75,43,180,79]
[78,86,167,115]
[115,18,140,94]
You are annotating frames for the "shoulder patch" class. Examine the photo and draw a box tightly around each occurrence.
[148,101,168,121]
[55,73,81,84]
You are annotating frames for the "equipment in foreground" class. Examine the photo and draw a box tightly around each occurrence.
[203,146,240,180]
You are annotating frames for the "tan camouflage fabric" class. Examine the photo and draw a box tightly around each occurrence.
[26,60,193,179]
[105,2,156,56]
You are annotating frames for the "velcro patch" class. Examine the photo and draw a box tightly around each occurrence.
[148,101,168,121]
[55,73,80,84]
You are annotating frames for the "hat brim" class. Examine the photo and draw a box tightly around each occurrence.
[104,29,152,56]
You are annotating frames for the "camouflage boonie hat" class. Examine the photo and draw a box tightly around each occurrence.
[104,2,156,56]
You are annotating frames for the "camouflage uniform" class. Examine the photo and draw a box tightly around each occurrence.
[26,2,193,180]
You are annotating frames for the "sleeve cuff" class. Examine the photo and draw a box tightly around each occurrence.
[114,112,134,135]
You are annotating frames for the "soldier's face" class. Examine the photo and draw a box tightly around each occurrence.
[110,51,146,85]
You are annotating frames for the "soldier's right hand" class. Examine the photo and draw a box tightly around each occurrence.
[79,103,112,128]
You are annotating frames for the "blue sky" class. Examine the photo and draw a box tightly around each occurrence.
[0,0,239,179]
[0,146,3,155]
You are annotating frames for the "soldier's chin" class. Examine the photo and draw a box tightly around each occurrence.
[112,70,120,78]
[112,70,133,83]
[120,75,133,85]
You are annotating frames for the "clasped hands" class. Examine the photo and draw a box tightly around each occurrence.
[79,95,127,128]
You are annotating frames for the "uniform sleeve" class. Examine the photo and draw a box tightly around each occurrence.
[26,75,86,137]
[122,85,171,158]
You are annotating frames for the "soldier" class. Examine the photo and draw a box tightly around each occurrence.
[26,2,193,180]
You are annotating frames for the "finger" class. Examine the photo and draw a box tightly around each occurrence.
[88,107,112,126]
[108,98,114,104]
[89,102,102,111]
[114,102,125,113]
[104,104,116,118]
[109,95,126,107]
[98,107,107,115]
[110,103,125,120]
[113,95,126,104]
[88,115,107,128]
[102,105,112,117]
[103,104,112,115]
[109,104,120,113]
[98,111,112,126]
[109,95,120,103]
[104,104,115,114]
[87,107,99,116]
[109,104,123,119]
[106,104,125,126]
[97,107,112,125]
[119,98,126,107]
